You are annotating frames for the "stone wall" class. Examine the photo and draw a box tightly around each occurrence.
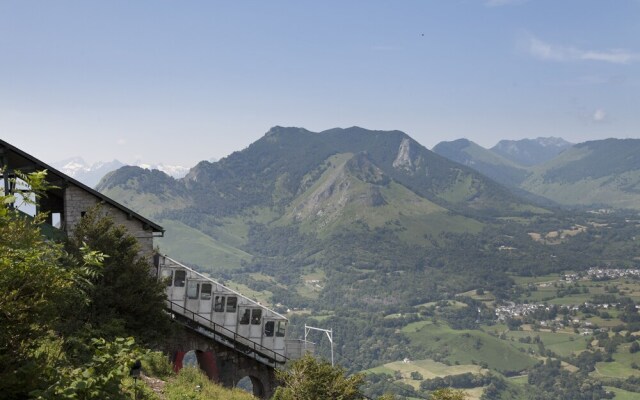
[63,184,155,256]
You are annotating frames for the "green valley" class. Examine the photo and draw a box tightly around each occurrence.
[97,126,640,399]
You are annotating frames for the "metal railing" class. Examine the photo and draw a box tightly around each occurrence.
[165,300,288,366]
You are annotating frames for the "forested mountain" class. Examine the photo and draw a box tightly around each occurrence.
[435,137,640,210]
[432,139,531,187]
[170,126,533,216]
[98,126,545,269]
[490,137,573,167]
[520,139,640,210]
[97,127,640,399]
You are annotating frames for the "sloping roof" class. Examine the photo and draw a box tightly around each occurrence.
[0,138,164,234]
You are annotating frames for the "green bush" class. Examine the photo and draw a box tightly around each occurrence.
[142,351,175,380]
[164,367,255,400]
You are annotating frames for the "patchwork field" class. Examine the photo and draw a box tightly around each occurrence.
[372,274,640,398]
[592,342,640,379]
[501,329,587,357]
[367,359,487,399]
[606,386,640,400]
[401,321,538,373]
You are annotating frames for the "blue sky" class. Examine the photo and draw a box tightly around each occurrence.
[1,0,639,166]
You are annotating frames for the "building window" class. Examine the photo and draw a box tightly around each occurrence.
[214,296,225,312]
[276,321,286,337]
[264,321,275,337]
[174,270,186,287]
[201,283,212,300]
[251,309,262,325]
[187,281,199,299]
[239,309,250,325]
[226,296,237,313]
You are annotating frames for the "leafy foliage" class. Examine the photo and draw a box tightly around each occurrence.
[429,388,467,400]
[33,337,143,399]
[0,171,171,399]
[273,353,365,400]
[0,172,79,397]
[526,358,613,400]
[65,206,172,344]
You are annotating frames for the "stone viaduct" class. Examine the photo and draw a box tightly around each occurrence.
[165,324,278,398]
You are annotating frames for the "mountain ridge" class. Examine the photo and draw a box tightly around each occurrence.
[434,136,640,210]
[101,126,540,220]
[98,126,546,273]
[490,137,573,166]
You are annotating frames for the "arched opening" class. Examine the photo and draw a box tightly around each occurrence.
[172,350,219,382]
[182,350,198,367]
[237,375,264,398]
[237,376,253,393]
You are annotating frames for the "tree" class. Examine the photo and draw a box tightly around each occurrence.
[0,171,170,398]
[411,371,424,380]
[66,205,172,345]
[0,171,83,398]
[429,388,467,400]
[32,337,144,400]
[272,354,365,400]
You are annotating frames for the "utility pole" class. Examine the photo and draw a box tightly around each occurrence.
[304,324,334,366]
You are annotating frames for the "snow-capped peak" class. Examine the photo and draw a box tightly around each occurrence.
[52,157,191,188]
[134,162,190,178]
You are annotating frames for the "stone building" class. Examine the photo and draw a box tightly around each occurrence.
[0,139,163,254]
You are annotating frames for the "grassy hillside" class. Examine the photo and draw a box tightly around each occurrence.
[435,137,640,210]
[402,321,537,374]
[156,219,252,272]
[521,140,640,209]
[433,139,531,187]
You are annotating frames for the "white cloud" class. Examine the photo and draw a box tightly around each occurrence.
[116,138,127,145]
[485,0,528,6]
[527,35,640,64]
[592,109,606,122]
[528,36,571,62]
[581,50,636,64]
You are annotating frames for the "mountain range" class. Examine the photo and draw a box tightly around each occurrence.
[490,137,573,166]
[95,127,640,276]
[92,127,640,398]
[97,126,550,272]
[52,157,191,188]
[94,126,640,386]
[433,137,640,210]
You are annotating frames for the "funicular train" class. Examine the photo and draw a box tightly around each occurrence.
[155,255,309,365]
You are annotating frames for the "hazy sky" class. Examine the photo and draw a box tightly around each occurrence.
[1,1,639,167]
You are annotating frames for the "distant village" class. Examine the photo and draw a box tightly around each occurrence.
[495,267,640,335]
[570,267,640,281]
